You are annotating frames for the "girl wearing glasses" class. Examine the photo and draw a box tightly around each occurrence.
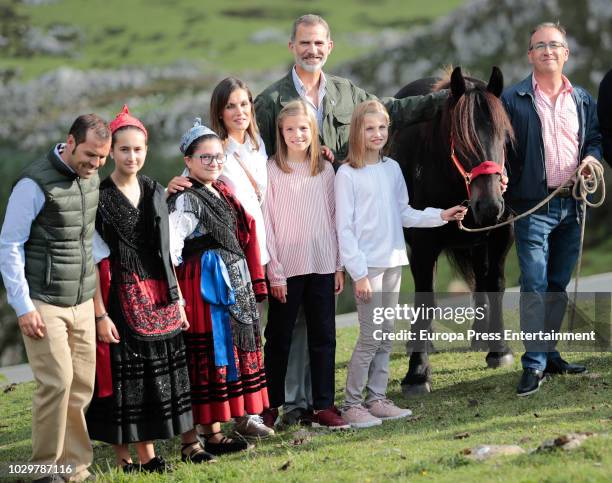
[168,78,269,271]
[168,119,269,457]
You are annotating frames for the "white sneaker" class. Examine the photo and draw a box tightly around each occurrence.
[341,405,383,429]
[234,415,275,439]
[366,399,412,421]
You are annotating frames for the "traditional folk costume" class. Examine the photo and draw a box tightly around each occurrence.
[86,110,193,444]
[168,175,269,425]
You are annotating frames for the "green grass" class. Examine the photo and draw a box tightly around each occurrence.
[1,327,610,482]
[8,0,466,79]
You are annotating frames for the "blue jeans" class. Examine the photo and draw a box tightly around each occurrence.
[514,197,582,371]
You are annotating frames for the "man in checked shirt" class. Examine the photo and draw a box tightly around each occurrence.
[501,22,602,397]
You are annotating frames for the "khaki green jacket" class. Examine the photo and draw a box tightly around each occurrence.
[254,70,446,160]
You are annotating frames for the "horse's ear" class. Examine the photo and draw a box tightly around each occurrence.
[450,66,466,100]
[487,66,504,98]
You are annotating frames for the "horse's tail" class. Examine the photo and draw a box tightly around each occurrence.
[445,248,475,291]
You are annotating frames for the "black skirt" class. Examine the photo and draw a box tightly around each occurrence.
[86,284,193,444]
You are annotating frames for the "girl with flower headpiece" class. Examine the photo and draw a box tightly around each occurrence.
[86,106,196,473]
[167,118,269,456]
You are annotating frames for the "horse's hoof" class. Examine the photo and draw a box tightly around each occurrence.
[486,352,514,368]
[401,382,432,397]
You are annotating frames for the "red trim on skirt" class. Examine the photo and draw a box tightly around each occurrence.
[177,255,269,425]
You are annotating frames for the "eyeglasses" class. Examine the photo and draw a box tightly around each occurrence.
[529,41,566,51]
[193,153,225,165]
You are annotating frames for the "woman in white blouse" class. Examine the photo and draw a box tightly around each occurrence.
[169,77,269,265]
[168,78,272,438]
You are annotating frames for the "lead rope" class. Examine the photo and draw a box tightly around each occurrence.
[458,158,606,333]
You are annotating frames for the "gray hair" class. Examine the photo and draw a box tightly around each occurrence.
[290,14,330,42]
[529,21,567,49]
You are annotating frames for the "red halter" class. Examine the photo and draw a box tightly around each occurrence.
[450,140,503,198]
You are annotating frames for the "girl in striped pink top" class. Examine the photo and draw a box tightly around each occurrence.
[262,100,349,429]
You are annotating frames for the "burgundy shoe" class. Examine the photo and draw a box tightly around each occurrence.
[311,406,350,430]
[261,407,279,429]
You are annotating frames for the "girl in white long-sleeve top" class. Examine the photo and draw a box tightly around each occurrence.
[335,100,467,429]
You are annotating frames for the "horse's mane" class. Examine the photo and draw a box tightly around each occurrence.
[431,67,514,169]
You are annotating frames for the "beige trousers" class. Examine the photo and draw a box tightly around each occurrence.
[344,267,402,407]
[22,299,96,481]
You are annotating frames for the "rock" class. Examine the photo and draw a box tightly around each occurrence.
[338,0,612,97]
[464,444,525,461]
[23,26,81,56]
[291,429,313,446]
[536,432,597,452]
[250,28,286,44]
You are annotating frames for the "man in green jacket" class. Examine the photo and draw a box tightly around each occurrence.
[254,14,446,161]
[255,14,447,428]
[0,115,111,481]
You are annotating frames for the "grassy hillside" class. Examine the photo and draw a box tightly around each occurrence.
[6,0,465,79]
[1,327,610,481]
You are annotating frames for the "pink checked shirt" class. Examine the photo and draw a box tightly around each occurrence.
[532,75,580,188]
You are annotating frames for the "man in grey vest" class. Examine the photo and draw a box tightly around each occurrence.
[0,114,111,482]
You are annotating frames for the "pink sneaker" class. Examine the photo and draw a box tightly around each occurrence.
[366,399,412,421]
[311,406,350,430]
[341,405,382,429]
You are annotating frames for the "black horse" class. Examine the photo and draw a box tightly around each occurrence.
[388,66,515,396]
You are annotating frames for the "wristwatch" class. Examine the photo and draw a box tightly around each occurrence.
[177,298,186,307]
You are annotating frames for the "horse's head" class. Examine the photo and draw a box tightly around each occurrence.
[446,66,514,226]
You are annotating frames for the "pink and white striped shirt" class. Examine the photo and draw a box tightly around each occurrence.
[532,75,580,188]
[264,160,341,286]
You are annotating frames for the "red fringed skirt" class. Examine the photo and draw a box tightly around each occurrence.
[176,254,269,425]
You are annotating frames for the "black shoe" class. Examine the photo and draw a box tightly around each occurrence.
[199,432,252,456]
[299,408,315,426]
[181,441,217,463]
[544,358,587,375]
[517,368,546,397]
[279,407,305,428]
[121,459,138,473]
[140,455,171,473]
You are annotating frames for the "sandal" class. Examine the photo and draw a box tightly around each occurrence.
[181,441,216,463]
[199,431,252,455]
